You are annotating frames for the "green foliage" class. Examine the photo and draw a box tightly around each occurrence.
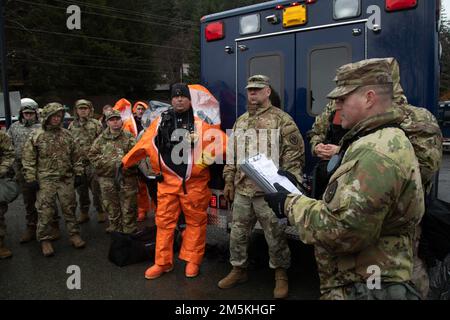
[4,0,267,101]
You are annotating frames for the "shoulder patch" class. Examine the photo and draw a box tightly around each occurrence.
[324,180,338,203]
[289,134,299,145]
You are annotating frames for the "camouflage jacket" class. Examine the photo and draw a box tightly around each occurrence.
[7,120,41,163]
[68,118,103,164]
[0,131,15,177]
[308,101,336,155]
[88,128,136,178]
[223,103,305,197]
[21,127,83,182]
[285,110,424,298]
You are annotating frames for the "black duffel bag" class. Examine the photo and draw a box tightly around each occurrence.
[108,226,157,267]
[108,225,183,267]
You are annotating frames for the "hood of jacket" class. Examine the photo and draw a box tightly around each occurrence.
[41,103,65,130]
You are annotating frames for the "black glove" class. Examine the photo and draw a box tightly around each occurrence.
[0,167,15,179]
[278,169,311,196]
[264,183,289,219]
[26,181,40,191]
[114,163,123,189]
[278,169,299,186]
[74,175,87,188]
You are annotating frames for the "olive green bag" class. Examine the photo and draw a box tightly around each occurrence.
[0,177,20,204]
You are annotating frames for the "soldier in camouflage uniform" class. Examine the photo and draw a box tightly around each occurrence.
[308,57,443,298]
[22,103,86,257]
[68,99,104,224]
[265,59,424,300]
[7,98,42,243]
[218,75,305,299]
[309,58,442,190]
[88,110,138,234]
[0,131,15,258]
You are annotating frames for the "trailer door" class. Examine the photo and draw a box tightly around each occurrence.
[235,34,295,118]
[296,22,366,173]
[296,22,366,134]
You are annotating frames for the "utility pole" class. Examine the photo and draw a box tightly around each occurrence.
[0,0,11,129]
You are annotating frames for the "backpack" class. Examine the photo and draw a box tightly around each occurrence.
[398,104,443,188]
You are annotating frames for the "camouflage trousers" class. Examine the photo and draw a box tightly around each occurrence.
[15,163,38,227]
[76,164,102,214]
[0,202,7,241]
[412,225,429,298]
[229,192,290,269]
[36,178,80,241]
[322,282,421,300]
[98,176,137,234]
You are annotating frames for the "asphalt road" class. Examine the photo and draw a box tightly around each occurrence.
[1,154,449,300]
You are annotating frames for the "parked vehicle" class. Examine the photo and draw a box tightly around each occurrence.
[200,0,441,233]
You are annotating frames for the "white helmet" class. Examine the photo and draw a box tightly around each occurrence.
[20,98,39,110]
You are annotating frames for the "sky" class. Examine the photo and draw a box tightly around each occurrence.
[444,0,450,17]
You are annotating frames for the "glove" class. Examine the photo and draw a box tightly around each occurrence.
[223,182,235,203]
[277,169,299,187]
[74,175,87,188]
[278,169,311,196]
[26,181,40,191]
[264,183,289,218]
[199,151,215,169]
[0,167,14,179]
[114,163,123,189]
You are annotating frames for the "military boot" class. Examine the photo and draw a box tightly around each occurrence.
[97,212,106,223]
[273,268,289,299]
[20,226,36,244]
[78,212,90,224]
[41,241,54,257]
[217,267,248,289]
[0,239,12,259]
[70,234,86,249]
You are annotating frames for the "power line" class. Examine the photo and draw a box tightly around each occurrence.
[6,25,194,51]
[9,47,177,63]
[51,0,198,26]
[10,48,172,67]
[13,0,197,30]
[11,57,172,74]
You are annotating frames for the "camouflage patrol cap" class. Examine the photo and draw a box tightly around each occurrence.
[327,59,393,99]
[75,99,93,109]
[245,75,270,89]
[105,110,122,121]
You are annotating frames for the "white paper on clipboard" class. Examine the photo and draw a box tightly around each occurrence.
[241,154,302,195]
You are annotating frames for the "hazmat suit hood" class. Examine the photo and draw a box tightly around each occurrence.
[132,101,149,114]
[41,103,65,130]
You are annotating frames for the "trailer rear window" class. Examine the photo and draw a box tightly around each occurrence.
[308,45,351,116]
[249,54,284,108]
